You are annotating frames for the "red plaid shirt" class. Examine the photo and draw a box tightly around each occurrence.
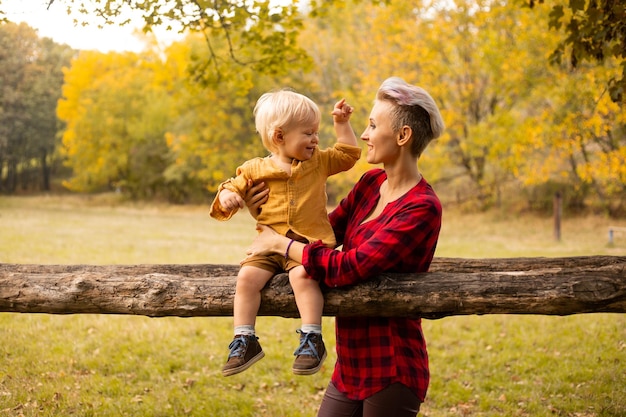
[302,169,441,401]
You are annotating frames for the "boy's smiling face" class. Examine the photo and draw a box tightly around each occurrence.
[276,121,320,163]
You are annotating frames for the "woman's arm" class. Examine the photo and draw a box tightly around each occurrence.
[248,192,441,288]
[303,198,441,287]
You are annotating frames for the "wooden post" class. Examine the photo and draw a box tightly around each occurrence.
[553,191,562,241]
[608,226,626,245]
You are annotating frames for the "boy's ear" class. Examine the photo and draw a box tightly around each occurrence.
[272,128,284,144]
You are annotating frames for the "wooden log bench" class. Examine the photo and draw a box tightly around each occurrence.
[2,256,625,319]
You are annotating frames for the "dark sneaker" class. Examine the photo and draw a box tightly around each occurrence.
[292,330,327,375]
[222,335,265,377]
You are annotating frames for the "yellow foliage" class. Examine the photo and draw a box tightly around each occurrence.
[52,0,625,210]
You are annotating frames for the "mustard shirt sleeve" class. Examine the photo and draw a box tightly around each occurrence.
[209,162,253,221]
[325,143,362,175]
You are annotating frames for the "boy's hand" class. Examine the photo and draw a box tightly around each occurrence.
[332,98,353,124]
[218,189,245,212]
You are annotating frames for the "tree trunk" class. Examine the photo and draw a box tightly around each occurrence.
[41,148,50,191]
[7,158,17,193]
[1,256,625,319]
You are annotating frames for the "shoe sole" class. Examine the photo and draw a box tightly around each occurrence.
[222,351,265,377]
[292,350,328,376]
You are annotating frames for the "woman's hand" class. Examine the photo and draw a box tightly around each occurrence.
[246,224,282,257]
[244,180,269,219]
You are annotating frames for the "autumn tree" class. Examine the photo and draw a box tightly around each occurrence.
[0,21,73,193]
[301,0,625,214]
[35,0,311,87]
[4,0,623,101]
[515,59,626,215]
[161,35,263,200]
[57,50,174,198]
[528,0,626,103]
[161,31,313,198]
[56,32,295,202]
[31,0,626,213]
[324,0,560,207]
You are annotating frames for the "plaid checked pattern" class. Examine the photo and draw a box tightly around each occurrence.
[303,169,441,401]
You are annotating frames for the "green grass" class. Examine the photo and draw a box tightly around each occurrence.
[1,195,625,416]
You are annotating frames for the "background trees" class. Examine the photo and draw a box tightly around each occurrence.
[0,22,73,193]
[57,50,174,198]
[1,0,625,215]
[530,0,626,102]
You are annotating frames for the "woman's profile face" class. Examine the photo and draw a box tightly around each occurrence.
[361,100,399,165]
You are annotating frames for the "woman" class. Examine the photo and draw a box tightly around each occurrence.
[245,77,445,417]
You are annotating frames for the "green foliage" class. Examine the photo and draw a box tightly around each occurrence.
[0,22,73,193]
[49,0,312,86]
[3,1,626,215]
[529,0,626,103]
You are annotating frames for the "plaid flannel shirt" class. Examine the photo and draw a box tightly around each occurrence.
[303,168,442,401]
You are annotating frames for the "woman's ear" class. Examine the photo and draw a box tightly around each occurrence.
[397,126,412,147]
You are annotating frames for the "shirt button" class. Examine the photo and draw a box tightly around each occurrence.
[290,199,295,206]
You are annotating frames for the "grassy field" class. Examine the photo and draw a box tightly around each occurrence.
[1,195,625,416]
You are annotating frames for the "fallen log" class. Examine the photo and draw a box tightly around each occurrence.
[1,256,625,319]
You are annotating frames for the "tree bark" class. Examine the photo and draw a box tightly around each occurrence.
[1,256,625,319]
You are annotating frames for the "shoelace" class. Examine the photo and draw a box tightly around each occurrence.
[293,330,320,359]
[228,335,249,359]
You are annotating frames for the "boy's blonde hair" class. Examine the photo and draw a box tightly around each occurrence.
[254,89,321,154]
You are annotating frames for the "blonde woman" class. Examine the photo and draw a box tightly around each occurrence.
[246,77,445,416]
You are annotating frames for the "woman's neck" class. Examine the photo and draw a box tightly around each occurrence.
[383,157,422,195]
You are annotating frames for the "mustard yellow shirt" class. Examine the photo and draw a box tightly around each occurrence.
[210,143,361,247]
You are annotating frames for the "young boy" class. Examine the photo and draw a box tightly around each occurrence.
[210,89,360,376]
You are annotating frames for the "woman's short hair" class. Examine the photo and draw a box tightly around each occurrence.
[376,77,445,157]
[254,89,321,154]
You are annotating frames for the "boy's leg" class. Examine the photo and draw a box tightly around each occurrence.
[223,265,274,377]
[289,265,327,375]
[289,265,324,326]
[233,266,274,328]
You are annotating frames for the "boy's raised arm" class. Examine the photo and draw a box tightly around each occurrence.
[332,98,358,147]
